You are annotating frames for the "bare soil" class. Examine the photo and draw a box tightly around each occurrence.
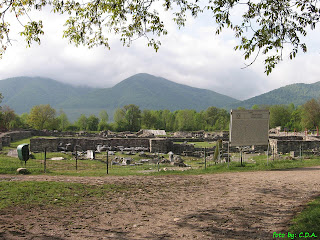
[1,167,320,240]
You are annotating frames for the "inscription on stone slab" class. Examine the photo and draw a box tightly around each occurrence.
[230,110,269,146]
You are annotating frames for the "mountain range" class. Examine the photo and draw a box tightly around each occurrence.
[0,73,319,121]
[0,73,237,121]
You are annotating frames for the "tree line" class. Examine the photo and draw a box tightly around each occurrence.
[1,96,320,132]
[246,99,320,131]
[0,102,229,132]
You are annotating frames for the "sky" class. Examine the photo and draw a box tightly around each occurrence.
[1,5,320,100]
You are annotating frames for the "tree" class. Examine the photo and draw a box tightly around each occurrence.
[114,108,127,131]
[123,104,141,131]
[113,105,141,131]
[194,111,206,130]
[76,114,88,131]
[141,110,157,129]
[27,104,58,130]
[86,114,99,131]
[251,105,260,110]
[269,105,292,129]
[287,108,302,131]
[175,109,196,131]
[98,110,109,130]
[57,110,70,131]
[19,113,30,128]
[1,0,319,73]
[0,105,16,130]
[161,109,175,131]
[204,107,219,128]
[301,99,320,129]
[99,110,109,123]
[8,115,25,130]
[213,109,229,130]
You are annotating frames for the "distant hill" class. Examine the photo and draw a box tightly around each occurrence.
[0,77,91,114]
[59,73,239,119]
[227,82,320,109]
[0,74,238,121]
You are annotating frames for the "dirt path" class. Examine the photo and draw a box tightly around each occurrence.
[1,167,320,240]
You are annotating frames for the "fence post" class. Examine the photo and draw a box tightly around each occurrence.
[204,147,207,170]
[44,148,46,173]
[106,151,109,174]
[75,147,78,170]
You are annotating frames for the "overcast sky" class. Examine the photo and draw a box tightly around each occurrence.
[1,6,320,100]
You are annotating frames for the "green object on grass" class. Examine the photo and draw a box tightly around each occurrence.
[17,144,29,162]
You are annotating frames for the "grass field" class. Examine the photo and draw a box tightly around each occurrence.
[288,196,320,237]
[2,137,320,176]
[0,181,132,210]
[174,141,216,148]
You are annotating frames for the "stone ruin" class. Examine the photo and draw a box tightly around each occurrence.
[3,129,320,164]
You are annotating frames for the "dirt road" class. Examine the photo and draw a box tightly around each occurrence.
[1,167,320,239]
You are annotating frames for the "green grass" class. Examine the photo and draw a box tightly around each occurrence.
[0,181,130,210]
[289,196,320,237]
[174,141,216,148]
[7,136,41,148]
[2,136,320,176]
[2,136,320,177]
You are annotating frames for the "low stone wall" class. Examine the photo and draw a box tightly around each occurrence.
[0,131,33,147]
[30,138,152,152]
[173,143,195,154]
[149,139,173,153]
[1,136,11,147]
[269,136,304,141]
[269,139,320,154]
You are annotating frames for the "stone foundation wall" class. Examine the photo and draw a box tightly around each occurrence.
[1,136,11,147]
[269,136,304,141]
[269,139,320,154]
[30,137,154,152]
[149,139,173,153]
[0,131,33,147]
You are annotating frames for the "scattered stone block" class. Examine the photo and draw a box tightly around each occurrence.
[290,151,299,158]
[17,168,29,174]
[50,157,64,160]
[86,150,95,159]
[65,143,72,151]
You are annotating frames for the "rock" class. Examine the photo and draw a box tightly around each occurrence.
[65,143,73,151]
[160,158,170,164]
[139,151,146,157]
[57,142,66,151]
[7,149,18,158]
[122,158,133,165]
[172,162,188,167]
[97,145,108,152]
[50,157,65,160]
[168,151,174,162]
[173,155,184,163]
[140,159,150,163]
[17,168,29,174]
[86,150,95,159]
